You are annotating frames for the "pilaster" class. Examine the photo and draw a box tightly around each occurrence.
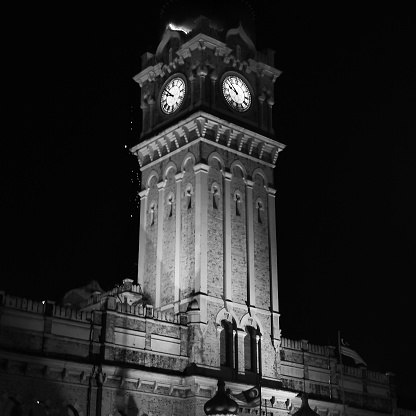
[174,172,184,314]
[236,329,246,375]
[193,163,210,295]
[223,171,233,306]
[267,98,275,134]
[155,180,166,309]
[267,187,280,342]
[197,66,208,106]
[245,179,255,309]
[137,189,149,288]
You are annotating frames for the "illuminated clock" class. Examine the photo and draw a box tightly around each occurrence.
[222,74,252,112]
[160,76,186,114]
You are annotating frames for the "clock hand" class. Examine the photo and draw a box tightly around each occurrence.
[229,83,238,95]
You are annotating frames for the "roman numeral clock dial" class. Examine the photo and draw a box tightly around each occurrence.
[160,77,186,114]
[222,74,252,112]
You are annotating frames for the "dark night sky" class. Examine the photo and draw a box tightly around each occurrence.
[3,1,415,407]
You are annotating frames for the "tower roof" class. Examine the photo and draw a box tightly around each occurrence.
[159,0,256,41]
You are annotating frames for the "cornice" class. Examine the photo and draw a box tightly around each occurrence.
[130,111,285,170]
[133,32,282,87]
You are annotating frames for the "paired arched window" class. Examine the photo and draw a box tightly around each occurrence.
[220,319,237,369]
[244,325,261,373]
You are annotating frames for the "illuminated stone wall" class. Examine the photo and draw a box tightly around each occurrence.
[0,292,397,416]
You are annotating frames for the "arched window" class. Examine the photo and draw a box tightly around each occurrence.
[0,397,22,416]
[244,325,261,373]
[58,405,79,416]
[185,183,193,209]
[29,403,48,416]
[220,319,237,369]
[212,184,219,210]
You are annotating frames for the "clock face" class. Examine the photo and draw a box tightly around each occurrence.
[160,77,186,114]
[222,75,252,112]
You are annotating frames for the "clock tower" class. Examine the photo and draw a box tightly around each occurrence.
[130,0,285,385]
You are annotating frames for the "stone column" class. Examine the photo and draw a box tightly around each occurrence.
[137,188,149,288]
[245,179,255,309]
[174,172,184,314]
[258,94,266,130]
[223,171,232,306]
[237,329,246,375]
[210,72,218,107]
[155,180,166,309]
[148,98,155,131]
[189,74,196,109]
[197,66,208,105]
[256,334,262,376]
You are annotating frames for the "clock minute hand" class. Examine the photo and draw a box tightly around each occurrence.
[229,83,238,95]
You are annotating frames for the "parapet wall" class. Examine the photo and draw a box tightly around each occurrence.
[280,337,395,414]
[0,290,188,372]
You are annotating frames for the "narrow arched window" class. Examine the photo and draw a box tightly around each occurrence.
[149,203,156,226]
[244,325,260,373]
[220,320,232,367]
[58,405,79,416]
[213,186,219,209]
[185,184,193,209]
[220,319,237,369]
[211,182,220,210]
[257,200,263,224]
[167,193,174,218]
[3,397,22,416]
[235,192,242,216]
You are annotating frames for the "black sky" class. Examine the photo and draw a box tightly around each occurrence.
[3,1,415,406]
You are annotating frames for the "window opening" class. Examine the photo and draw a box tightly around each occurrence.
[220,319,237,369]
[187,188,192,209]
[213,185,219,210]
[235,193,241,216]
[244,325,260,373]
[257,201,263,224]
[150,204,155,225]
[168,195,173,217]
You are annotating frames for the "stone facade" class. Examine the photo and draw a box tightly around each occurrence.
[0,289,399,416]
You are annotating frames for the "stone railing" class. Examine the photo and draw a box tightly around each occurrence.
[367,369,389,383]
[0,292,45,314]
[342,364,389,383]
[281,337,330,356]
[53,304,93,322]
[342,364,362,377]
[113,301,183,324]
[0,290,185,326]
